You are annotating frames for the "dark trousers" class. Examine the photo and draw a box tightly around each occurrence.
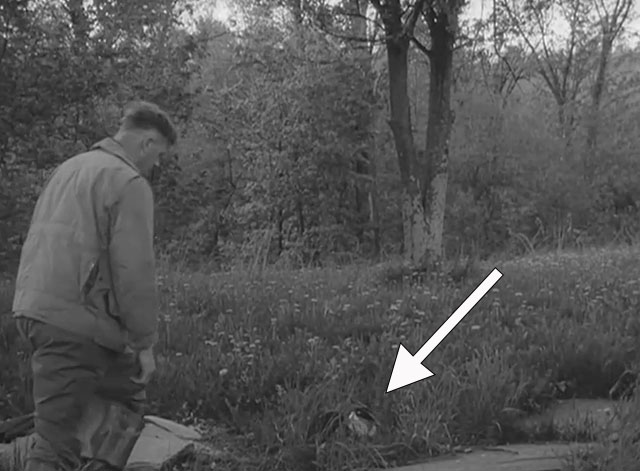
[16,318,146,471]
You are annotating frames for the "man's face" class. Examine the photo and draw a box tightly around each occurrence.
[137,130,169,179]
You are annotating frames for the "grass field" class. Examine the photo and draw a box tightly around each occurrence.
[2,245,640,470]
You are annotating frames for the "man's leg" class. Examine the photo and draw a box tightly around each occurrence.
[97,349,146,416]
[17,318,111,471]
[74,348,146,471]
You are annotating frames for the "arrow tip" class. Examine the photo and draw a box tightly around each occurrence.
[386,344,435,393]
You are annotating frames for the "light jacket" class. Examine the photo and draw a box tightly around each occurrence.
[12,138,159,352]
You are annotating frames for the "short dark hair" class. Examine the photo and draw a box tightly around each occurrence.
[120,101,178,146]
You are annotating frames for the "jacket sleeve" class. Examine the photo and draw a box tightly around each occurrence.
[109,176,159,351]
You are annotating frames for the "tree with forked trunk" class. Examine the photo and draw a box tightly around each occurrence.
[368,0,462,269]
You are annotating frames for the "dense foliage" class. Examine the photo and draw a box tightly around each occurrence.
[2,0,640,272]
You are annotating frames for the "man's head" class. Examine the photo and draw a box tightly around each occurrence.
[113,101,177,179]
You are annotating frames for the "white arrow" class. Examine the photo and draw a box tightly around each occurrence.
[386,268,503,393]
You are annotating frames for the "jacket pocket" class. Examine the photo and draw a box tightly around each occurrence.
[81,258,99,300]
[84,254,119,322]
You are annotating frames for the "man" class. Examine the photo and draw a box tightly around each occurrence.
[11,101,177,471]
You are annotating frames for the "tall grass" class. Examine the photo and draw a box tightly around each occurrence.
[2,245,640,469]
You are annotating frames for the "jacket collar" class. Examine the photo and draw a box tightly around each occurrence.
[91,137,141,175]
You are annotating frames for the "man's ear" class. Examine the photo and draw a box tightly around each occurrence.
[142,134,155,151]
[141,130,158,148]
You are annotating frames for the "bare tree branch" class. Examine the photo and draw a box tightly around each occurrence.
[411,36,431,55]
[561,1,580,96]
[320,27,388,44]
[403,0,427,37]
[531,6,561,92]
[453,37,475,51]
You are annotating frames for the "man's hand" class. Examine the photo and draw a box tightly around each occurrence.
[131,346,156,384]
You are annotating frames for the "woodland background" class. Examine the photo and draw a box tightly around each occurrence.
[5,2,640,469]
[2,0,640,273]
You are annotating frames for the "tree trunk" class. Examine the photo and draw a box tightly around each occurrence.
[378,1,425,267]
[296,198,305,237]
[585,0,632,159]
[369,188,381,258]
[277,207,284,255]
[353,158,364,244]
[387,42,426,266]
[585,35,613,156]
[64,0,90,53]
[374,0,458,269]
[364,145,382,259]
[555,97,576,160]
[351,0,382,259]
[422,11,455,266]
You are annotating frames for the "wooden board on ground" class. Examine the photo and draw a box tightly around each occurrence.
[387,442,599,471]
[126,415,203,470]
